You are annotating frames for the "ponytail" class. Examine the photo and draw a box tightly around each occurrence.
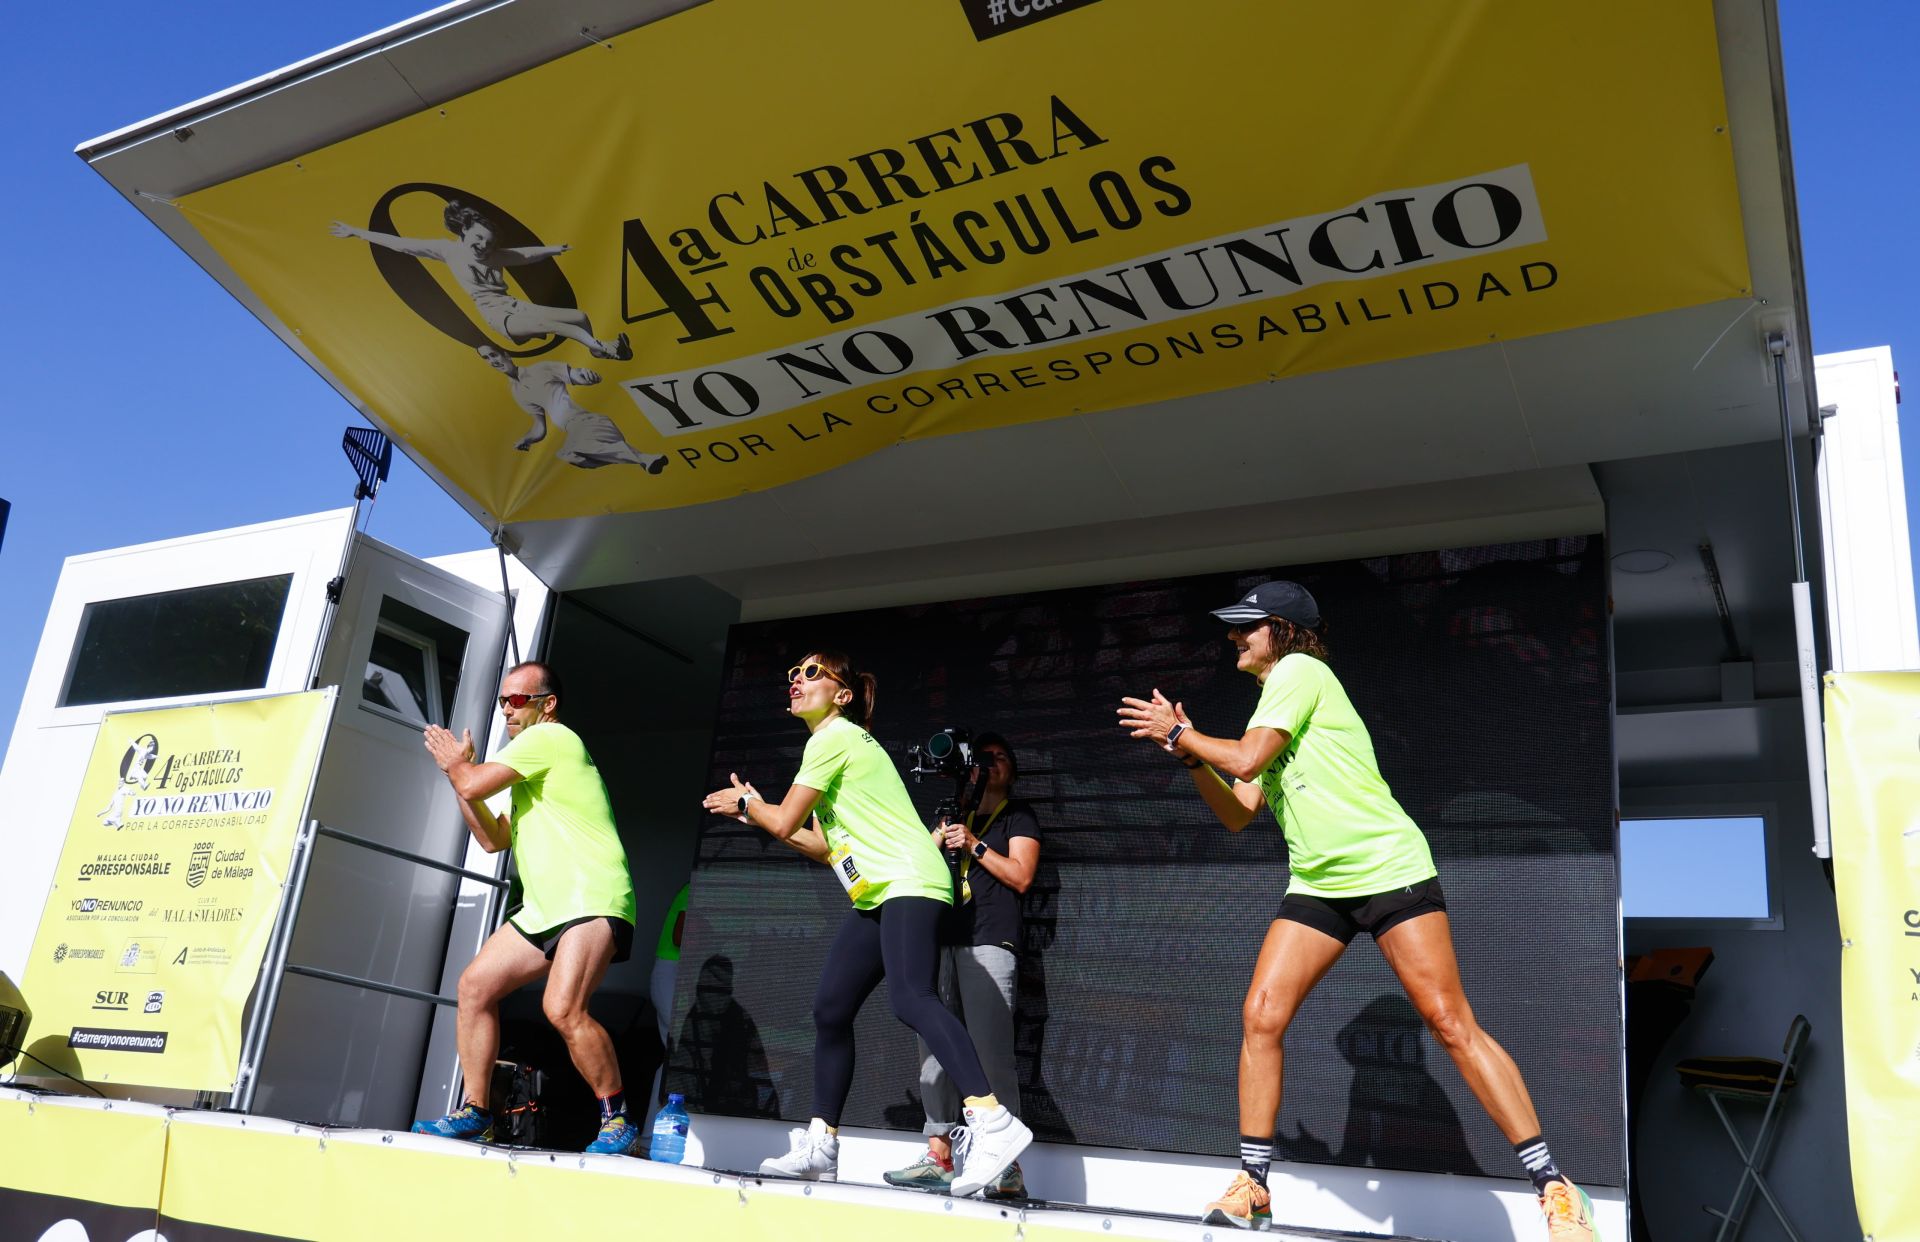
[852,671,878,729]
[809,650,877,728]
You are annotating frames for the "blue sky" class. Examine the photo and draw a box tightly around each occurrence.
[0,2,1916,770]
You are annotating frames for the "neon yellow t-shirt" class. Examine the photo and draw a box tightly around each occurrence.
[493,721,637,932]
[1246,653,1437,897]
[793,716,952,910]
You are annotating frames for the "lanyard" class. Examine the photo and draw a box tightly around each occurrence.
[959,799,1008,903]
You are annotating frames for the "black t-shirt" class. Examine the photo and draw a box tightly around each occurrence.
[942,800,1041,953]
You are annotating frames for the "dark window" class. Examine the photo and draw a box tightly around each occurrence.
[61,575,294,707]
[361,597,469,728]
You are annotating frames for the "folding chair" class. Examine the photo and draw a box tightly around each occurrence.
[1675,1014,1810,1242]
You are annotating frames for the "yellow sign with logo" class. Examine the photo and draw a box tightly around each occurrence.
[1826,671,1920,1240]
[20,690,333,1092]
[179,0,1748,522]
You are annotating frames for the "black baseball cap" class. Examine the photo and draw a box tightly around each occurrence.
[1209,580,1321,629]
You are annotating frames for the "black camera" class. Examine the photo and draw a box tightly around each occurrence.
[906,727,991,827]
[907,727,975,781]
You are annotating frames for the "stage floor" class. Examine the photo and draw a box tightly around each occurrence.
[2,1088,1617,1239]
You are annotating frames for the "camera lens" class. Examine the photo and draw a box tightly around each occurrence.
[927,732,954,759]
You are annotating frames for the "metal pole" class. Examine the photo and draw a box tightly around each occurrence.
[1770,334,1808,583]
[305,497,366,692]
[314,824,508,888]
[1769,335,1833,859]
[232,818,320,1111]
[494,531,520,666]
[1792,583,1831,857]
[282,965,456,1008]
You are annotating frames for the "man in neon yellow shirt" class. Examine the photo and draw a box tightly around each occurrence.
[1120,581,1597,1241]
[413,660,640,1156]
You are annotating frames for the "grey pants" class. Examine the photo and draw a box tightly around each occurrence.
[918,944,1020,1136]
[647,956,676,1110]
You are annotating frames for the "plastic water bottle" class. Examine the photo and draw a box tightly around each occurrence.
[649,1093,689,1163]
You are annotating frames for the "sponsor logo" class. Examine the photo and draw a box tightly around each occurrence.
[159,906,245,924]
[187,842,213,888]
[51,943,106,964]
[115,940,164,974]
[172,944,232,968]
[77,849,171,880]
[70,898,143,914]
[92,990,131,1012]
[67,1026,168,1054]
[144,991,165,1014]
[184,844,254,884]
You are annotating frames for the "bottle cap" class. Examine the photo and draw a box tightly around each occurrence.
[667,1092,684,1105]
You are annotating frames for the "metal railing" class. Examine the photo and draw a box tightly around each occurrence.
[231,819,508,1111]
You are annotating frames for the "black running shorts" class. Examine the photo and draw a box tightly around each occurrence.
[509,913,634,964]
[1275,877,1446,945]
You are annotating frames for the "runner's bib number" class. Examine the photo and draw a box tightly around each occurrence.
[828,840,871,904]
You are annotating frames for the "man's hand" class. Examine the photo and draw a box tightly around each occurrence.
[1117,689,1193,751]
[423,725,475,773]
[328,221,360,239]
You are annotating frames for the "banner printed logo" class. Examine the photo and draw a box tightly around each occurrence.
[188,843,213,888]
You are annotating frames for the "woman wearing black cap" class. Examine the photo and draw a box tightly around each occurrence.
[1118,581,1596,1241]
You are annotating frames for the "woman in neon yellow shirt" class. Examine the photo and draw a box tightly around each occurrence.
[1120,581,1596,1241]
[701,649,1031,1197]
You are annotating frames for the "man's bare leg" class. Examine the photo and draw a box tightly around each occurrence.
[455,924,550,1109]
[544,919,621,1097]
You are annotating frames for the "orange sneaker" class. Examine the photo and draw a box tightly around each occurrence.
[1540,1178,1598,1241]
[1201,1170,1272,1231]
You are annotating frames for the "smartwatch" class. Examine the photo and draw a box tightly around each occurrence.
[971,840,989,860]
[1166,722,1188,749]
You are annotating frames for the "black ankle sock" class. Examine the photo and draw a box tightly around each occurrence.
[1514,1135,1563,1194]
[599,1091,626,1120]
[465,1101,491,1117]
[1239,1134,1274,1188]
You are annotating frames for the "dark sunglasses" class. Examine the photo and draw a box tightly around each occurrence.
[497,692,554,710]
[786,662,847,686]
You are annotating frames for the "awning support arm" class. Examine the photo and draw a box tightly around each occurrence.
[1770,332,1831,859]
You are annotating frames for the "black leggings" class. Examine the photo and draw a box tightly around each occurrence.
[812,896,991,1127]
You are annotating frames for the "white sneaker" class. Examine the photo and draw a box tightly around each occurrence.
[948,1105,1033,1198]
[758,1127,838,1181]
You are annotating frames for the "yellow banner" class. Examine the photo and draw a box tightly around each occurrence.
[0,1093,167,1238]
[154,1111,1147,1242]
[1826,671,1920,1241]
[180,0,1747,522]
[20,690,334,1092]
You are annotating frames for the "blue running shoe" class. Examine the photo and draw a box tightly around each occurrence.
[584,1113,642,1156]
[411,1103,494,1143]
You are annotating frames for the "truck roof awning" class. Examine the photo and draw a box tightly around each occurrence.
[80,0,1812,597]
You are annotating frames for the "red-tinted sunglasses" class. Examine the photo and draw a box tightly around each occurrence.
[497,692,554,710]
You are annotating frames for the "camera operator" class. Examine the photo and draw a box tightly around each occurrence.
[884,732,1040,1200]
